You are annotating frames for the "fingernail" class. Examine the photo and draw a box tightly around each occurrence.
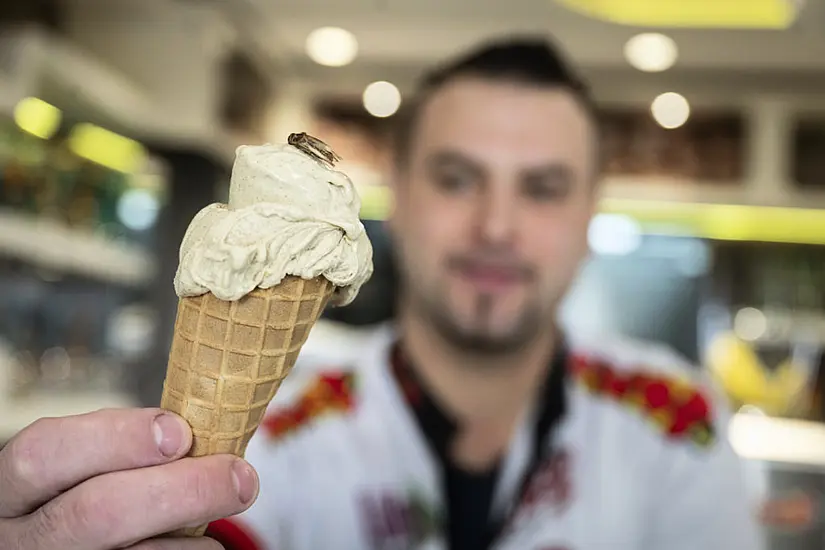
[232,459,259,505]
[153,413,186,457]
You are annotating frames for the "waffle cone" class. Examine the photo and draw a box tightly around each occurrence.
[160,275,333,537]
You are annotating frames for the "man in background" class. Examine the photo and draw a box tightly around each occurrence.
[0,36,762,550]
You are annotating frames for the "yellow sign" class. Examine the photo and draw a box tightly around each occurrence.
[68,123,147,174]
[555,0,799,29]
[13,97,62,140]
[600,199,825,246]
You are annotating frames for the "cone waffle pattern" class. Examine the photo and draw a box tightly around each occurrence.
[160,276,333,537]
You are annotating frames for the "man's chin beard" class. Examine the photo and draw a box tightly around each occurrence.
[426,304,542,357]
[439,326,534,356]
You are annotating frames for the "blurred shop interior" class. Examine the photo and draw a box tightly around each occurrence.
[1,0,825,545]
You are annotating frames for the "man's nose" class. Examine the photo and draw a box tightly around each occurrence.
[475,185,517,247]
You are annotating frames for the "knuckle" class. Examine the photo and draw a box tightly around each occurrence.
[175,457,236,516]
[96,408,137,436]
[3,418,54,489]
[184,463,221,511]
[31,500,75,547]
[3,439,35,489]
[59,490,116,543]
[146,457,240,531]
[0,519,27,550]
[98,408,164,461]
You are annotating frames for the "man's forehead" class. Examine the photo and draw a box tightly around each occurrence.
[412,78,594,167]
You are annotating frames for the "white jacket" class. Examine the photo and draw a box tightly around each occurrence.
[208,323,764,550]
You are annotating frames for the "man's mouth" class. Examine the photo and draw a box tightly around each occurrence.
[448,258,531,293]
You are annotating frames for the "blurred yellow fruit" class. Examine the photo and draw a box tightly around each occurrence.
[706,332,808,415]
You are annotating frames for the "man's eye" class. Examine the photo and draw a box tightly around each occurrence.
[523,179,567,201]
[434,171,475,193]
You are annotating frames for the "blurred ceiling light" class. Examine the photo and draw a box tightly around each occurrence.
[117,188,160,231]
[305,27,358,67]
[13,97,62,140]
[68,123,146,173]
[624,33,678,72]
[651,92,690,129]
[107,305,156,357]
[587,213,642,255]
[362,81,402,118]
[734,307,768,341]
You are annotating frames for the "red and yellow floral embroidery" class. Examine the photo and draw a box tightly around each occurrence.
[262,372,356,440]
[570,355,715,447]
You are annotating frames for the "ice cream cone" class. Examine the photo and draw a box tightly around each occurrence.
[160,275,334,537]
[158,133,373,538]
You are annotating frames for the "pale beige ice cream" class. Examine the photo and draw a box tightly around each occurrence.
[174,142,373,306]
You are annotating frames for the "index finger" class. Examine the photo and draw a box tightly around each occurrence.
[0,408,192,518]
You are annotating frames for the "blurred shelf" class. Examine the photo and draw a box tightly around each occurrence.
[0,209,157,286]
[0,390,138,442]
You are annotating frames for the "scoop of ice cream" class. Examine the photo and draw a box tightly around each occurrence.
[174,141,373,306]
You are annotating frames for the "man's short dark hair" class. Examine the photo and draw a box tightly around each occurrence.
[392,35,597,169]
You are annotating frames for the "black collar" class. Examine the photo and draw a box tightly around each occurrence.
[389,339,569,470]
[390,339,569,549]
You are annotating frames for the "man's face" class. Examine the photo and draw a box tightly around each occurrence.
[389,77,598,354]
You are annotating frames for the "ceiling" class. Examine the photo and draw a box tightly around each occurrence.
[194,0,825,102]
[254,0,825,65]
[60,0,825,105]
[227,0,825,70]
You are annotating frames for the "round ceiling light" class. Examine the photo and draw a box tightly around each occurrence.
[117,188,160,231]
[363,81,402,118]
[588,214,642,256]
[624,33,678,73]
[305,27,358,67]
[651,92,690,129]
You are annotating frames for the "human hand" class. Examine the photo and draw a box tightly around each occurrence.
[0,408,259,549]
